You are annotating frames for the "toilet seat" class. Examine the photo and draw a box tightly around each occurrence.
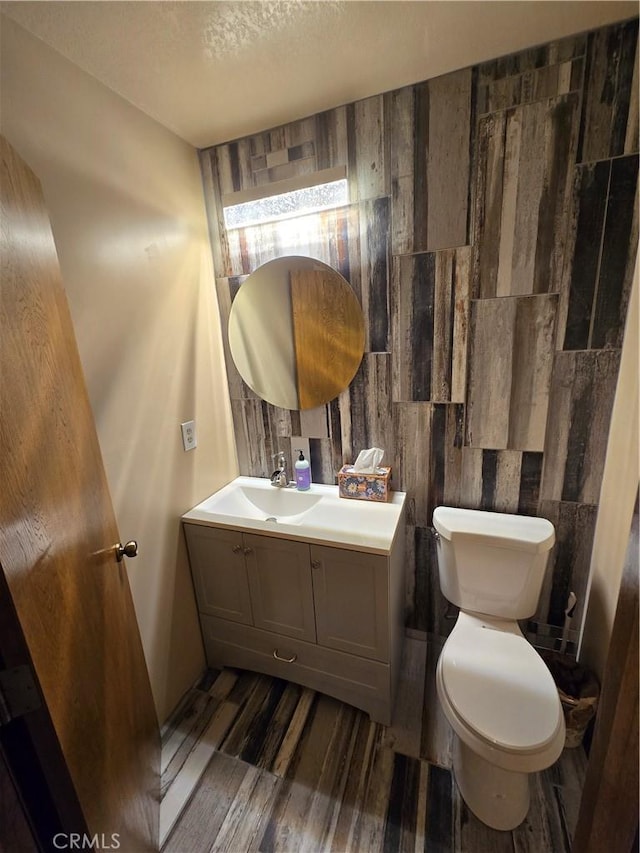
[439,612,562,754]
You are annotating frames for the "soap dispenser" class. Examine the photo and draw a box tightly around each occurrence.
[294,449,311,491]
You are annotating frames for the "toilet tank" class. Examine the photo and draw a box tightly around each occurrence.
[432,506,555,619]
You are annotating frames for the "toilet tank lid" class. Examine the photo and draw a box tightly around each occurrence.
[432,507,555,554]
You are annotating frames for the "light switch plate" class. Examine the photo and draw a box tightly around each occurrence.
[180,420,197,451]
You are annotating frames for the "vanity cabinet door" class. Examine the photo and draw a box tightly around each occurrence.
[311,545,389,662]
[244,533,316,643]
[184,524,253,625]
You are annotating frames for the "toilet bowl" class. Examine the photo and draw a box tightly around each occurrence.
[432,506,565,831]
[436,612,565,829]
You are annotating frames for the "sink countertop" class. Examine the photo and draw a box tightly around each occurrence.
[182,476,406,555]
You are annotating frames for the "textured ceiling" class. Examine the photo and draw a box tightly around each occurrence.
[1,1,637,148]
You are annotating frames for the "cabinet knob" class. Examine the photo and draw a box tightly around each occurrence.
[311,559,321,569]
[243,547,253,555]
[273,649,297,663]
[232,545,243,554]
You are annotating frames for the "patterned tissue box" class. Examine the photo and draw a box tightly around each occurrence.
[337,465,392,502]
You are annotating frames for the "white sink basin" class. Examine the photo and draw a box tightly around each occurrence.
[239,484,322,519]
[182,476,406,554]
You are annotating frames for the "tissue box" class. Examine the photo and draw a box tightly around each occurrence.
[338,465,392,502]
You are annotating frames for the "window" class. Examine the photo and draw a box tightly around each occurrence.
[223,177,348,230]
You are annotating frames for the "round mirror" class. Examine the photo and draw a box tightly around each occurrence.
[228,256,365,410]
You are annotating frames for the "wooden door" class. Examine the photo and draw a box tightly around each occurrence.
[311,545,389,662]
[244,534,316,642]
[572,507,639,851]
[184,524,253,625]
[0,136,158,849]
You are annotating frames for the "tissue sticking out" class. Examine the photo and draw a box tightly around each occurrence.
[352,447,385,474]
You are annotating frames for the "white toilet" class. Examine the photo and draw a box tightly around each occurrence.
[432,506,565,831]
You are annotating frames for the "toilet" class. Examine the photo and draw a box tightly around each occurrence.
[432,506,565,831]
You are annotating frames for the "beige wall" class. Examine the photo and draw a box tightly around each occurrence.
[1,16,238,722]
[579,258,639,680]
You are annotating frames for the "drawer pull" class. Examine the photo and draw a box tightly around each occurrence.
[232,545,243,554]
[243,547,253,555]
[273,649,297,663]
[311,559,321,569]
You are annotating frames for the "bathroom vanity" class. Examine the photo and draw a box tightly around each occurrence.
[182,477,406,724]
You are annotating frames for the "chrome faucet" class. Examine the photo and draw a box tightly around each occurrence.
[270,451,293,487]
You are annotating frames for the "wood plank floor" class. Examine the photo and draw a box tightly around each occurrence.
[160,636,587,852]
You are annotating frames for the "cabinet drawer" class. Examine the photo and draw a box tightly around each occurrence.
[200,614,392,724]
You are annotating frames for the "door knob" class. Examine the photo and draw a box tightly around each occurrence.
[311,560,321,569]
[232,545,243,554]
[115,540,138,562]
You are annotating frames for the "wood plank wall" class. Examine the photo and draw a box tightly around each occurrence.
[200,19,639,642]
